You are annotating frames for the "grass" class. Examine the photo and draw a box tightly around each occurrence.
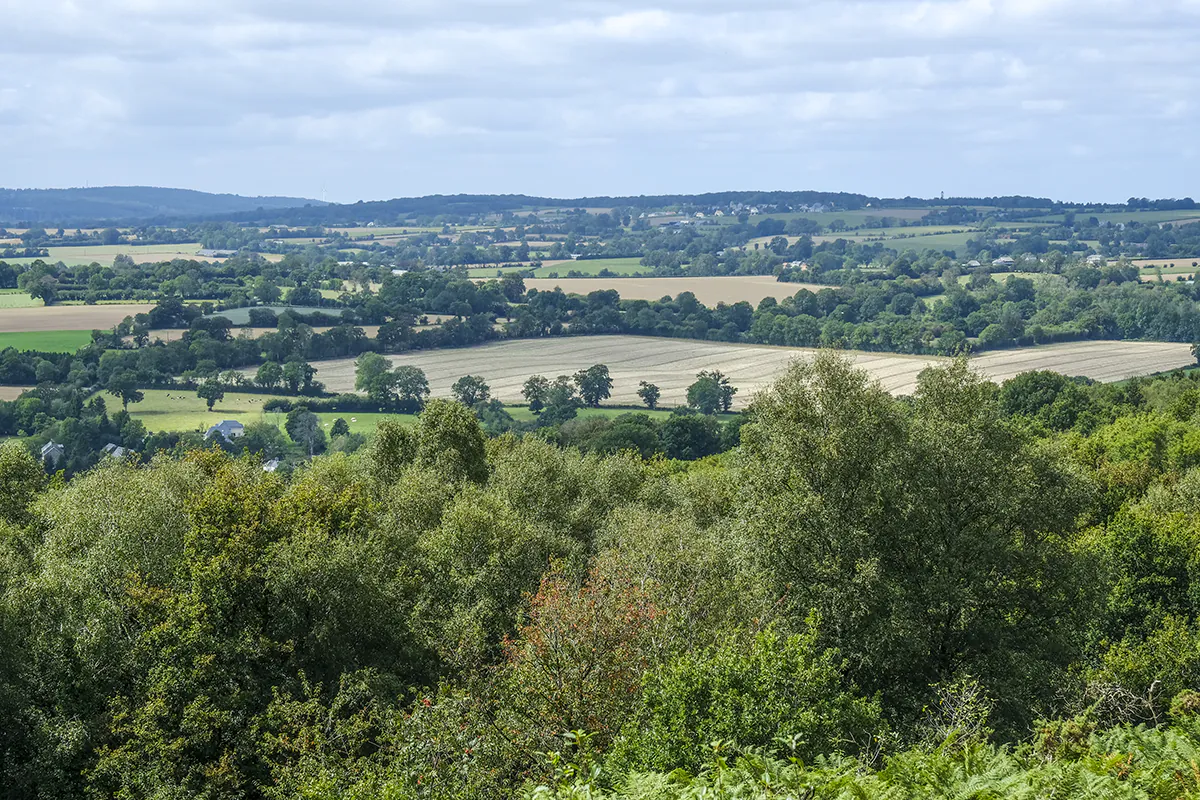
[118,389,735,437]
[0,330,94,352]
[0,290,41,309]
[884,231,979,255]
[468,257,649,279]
[116,390,417,436]
[533,257,646,276]
[1035,210,1200,224]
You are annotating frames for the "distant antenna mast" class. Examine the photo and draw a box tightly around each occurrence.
[322,184,327,203]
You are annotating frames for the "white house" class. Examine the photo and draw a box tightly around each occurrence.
[992,256,1016,267]
[1086,255,1105,265]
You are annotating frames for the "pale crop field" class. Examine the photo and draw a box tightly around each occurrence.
[522,275,824,306]
[969,341,1196,383]
[0,304,154,333]
[310,336,1197,410]
[0,386,32,401]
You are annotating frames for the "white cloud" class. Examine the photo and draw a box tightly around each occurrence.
[1,0,1199,201]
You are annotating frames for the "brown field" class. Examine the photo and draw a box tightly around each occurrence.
[0,386,31,401]
[308,336,1195,410]
[0,304,155,333]
[523,276,824,306]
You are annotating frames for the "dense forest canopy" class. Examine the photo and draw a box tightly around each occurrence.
[5,356,1200,797]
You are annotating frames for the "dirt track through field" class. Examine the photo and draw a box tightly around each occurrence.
[0,304,155,333]
[523,276,825,306]
[309,336,1196,410]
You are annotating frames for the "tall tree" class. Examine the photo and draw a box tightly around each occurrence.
[105,370,144,411]
[638,381,661,410]
[451,375,490,406]
[523,375,550,414]
[574,364,613,407]
[197,379,225,411]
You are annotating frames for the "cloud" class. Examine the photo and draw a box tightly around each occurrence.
[2,0,1200,201]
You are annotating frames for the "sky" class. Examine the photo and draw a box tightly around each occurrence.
[3,0,1199,203]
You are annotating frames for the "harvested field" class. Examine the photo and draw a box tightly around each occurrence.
[310,336,1197,410]
[523,276,823,306]
[311,337,940,409]
[969,341,1195,383]
[0,304,154,333]
[0,386,31,401]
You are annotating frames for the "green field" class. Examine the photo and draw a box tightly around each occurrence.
[884,231,979,255]
[0,330,94,352]
[0,290,41,309]
[117,389,733,436]
[1036,210,1200,225]
[115,390,417,436]
[469,257,649,279]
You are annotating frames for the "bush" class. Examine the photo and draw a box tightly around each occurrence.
[610,625,884,772]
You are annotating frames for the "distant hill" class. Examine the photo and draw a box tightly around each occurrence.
[0,186,322,225]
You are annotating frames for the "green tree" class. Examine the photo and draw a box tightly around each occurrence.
[105,369,144,411]
[330,418,350,438]
[355,352,399,406]
[393,365,430,412]
[256,361,283,390]
[523,374,550,413]
[574,364,613,407]
[285,408,325,457]
[687,374,722,415]
[638,381,661,410]
[540,376,581,426]
[451,375,490,406]
[197,378,225,411]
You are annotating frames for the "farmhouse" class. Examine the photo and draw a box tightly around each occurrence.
[41,441,64,468]
[102,443,130,459]
[992,256,1016,267]
[206,420,245,442]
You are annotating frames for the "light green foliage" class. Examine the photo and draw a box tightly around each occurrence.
[612,626,884,773]
[412,399,488,484]
[0,441,44,524]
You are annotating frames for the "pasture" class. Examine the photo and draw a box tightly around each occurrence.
[0,304,153,334]
[117,390,417,436]
[0,290,41,309]
[522,275,819,306]
[0,330,95,353]
[311,336,1197,410]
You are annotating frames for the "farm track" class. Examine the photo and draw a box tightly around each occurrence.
[309,336,1195,410]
